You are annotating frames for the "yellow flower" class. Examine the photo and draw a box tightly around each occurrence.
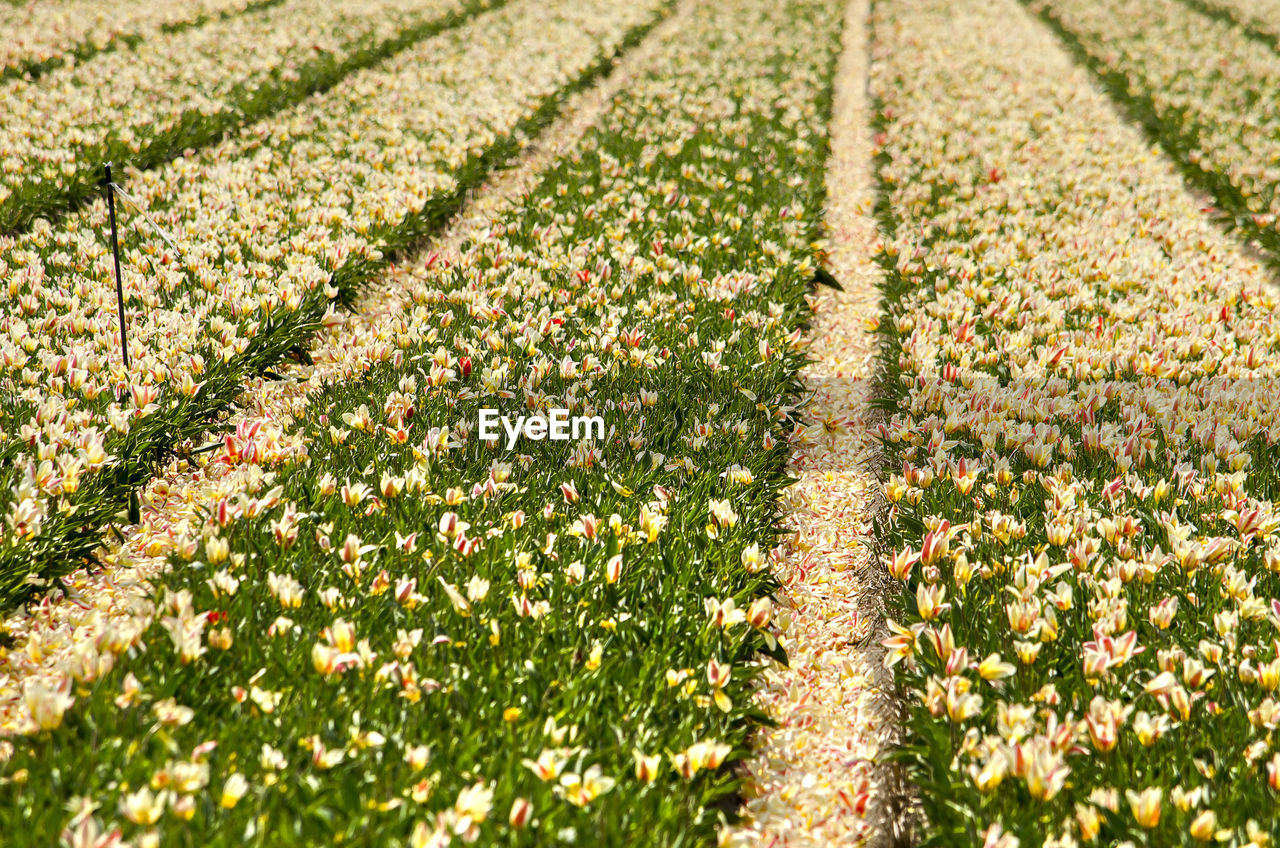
[22,679,74,731]
[633,750,661,783]
[1125,787,1162,829]
[1189,809,1217,842]
[972,752,1006,792]
[152,698,194,727]
[208,627,233,651]
[453,781,494,829]
[120,787,167,825]
[977,653,1016,681]
[1131,711,1167,747]
[1024,742,1068,802]
[521,749,565,782]
[1075,803,1101,842]
[326,618,356,653]
[672,740,731,779]
[705,597,745,629]
[438,577,472,617]
[557,765,615,807]
[410,778,434,804]
[172,794,197,821]
[916,582,949,621]
[220,773,248,809]
[404,745,431,771]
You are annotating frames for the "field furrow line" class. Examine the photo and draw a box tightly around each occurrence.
[0,0,671,609]
[723,1,890,845]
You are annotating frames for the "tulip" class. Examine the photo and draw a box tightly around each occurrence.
[508,797,532,829]
[220,773,249,809]
[119,787,166,826]
[977,653,1016,681]
[1125,787,1162,829]
[1189,809,1217,842]
[634,750,661,783]
[747,597,772,629]
[23,679,74,732]
[887,547,919,580]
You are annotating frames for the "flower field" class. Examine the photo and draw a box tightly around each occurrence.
[0,0,490,233]
[0,0,666,608]
[0,0,266,82]
[0,0,848,843]
[872,0,1280,843]
[1175,0,1280,49]
[7,0,1280,844]
[1030,0,1280,269]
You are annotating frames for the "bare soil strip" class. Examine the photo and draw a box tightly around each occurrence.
[722,1,893,844]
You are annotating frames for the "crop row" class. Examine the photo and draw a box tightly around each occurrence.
[871,0,1280,843]
[0,0,843,843]
[0,0,494,234]
[1184,0,1280,47]
[1030,0,1280,267]
[0,0,668,609]
[0,0,265,82]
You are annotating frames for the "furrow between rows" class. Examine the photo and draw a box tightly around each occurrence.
[725,1,889,844]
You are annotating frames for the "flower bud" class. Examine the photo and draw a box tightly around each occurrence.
[509,797,532,829]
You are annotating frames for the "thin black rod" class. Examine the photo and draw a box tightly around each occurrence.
[104,162,129,370]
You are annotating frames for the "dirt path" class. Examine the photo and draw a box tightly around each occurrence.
[722,1,893,844]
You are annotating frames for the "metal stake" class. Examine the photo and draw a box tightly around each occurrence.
[103,163,129,370]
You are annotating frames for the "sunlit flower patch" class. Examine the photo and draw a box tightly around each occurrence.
[0,0,666,608]
[0,0,261,81]
[0,0,844,843]
[0,0,485,232]
[0,23,649,739]
[1195,0,1280,41]
[872,0,1280,843]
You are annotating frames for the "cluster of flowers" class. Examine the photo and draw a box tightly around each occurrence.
[1031,0,1280,263]
[0,0,665,608]
[1189,0,1280,44]
[0,0,261,80]
[0,0,481,233]
[872,0,1280,844]
[0,0,640,737]
[0,0,842,843]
